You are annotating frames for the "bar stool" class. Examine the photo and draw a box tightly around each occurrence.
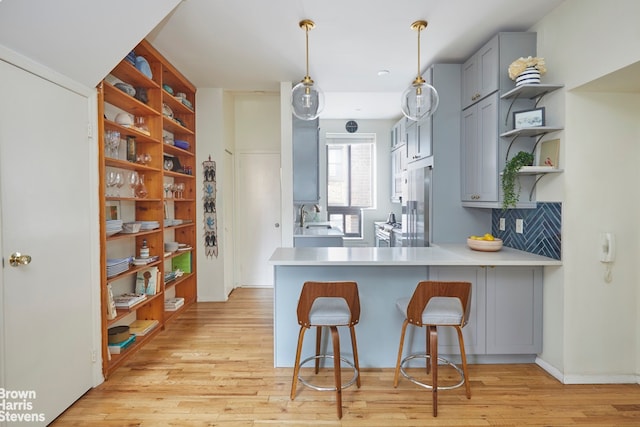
[290,281,361,419]
[393,280,472,417]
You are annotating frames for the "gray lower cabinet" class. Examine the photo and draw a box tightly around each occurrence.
[486,266,543,354]
[293,117,320,204]
[429,265,542,356]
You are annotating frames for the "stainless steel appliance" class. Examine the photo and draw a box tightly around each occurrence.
[402,161,432,247]
[374,221,402,247]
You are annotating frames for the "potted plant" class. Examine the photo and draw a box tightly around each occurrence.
[502,151,534,210]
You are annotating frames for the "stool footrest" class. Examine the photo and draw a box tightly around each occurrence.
[400,354,465,391]
[297,354,359,392]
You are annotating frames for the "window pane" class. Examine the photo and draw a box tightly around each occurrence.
[327,145,348,206]
[344,213,361,235]
[349,144,373,207]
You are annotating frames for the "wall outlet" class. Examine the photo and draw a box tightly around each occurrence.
[516,218,524,234]
[499,218,506,231]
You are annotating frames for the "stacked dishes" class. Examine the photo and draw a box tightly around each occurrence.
[136,221,160,231]
[106,257,131,278]
[106,220,123,236]
[122,222,142,234]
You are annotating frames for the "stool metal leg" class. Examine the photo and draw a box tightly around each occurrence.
[290,326,307,400]
[330,325,342,419]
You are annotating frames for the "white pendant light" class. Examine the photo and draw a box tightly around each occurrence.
[401,20,439,121]
[291,19,325,120]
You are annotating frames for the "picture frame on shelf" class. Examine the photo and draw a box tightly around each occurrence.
[513,107,545,129]
[105,201,121,220]
[537,138,560,168]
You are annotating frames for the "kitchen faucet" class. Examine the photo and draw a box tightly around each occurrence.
[299,205,306,227]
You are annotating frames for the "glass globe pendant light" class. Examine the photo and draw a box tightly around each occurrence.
[400,20,439,121]
[291,19,325,120]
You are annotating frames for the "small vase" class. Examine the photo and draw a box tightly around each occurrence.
[515,66,541,86]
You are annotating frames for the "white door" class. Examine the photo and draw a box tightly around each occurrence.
[236,152,281,287]
[0,61,94,423]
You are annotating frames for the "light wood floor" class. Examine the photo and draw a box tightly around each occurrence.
[53,287,640,426]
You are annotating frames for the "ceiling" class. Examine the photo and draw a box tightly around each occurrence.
[0,0,566,120]
[146,0,565,119]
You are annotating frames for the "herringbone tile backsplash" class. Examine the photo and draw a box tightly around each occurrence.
[492,202,561,260]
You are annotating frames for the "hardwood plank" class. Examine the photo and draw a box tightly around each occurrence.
[52,288,640,426]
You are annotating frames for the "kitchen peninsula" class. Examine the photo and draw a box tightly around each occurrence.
[269,245,561,368]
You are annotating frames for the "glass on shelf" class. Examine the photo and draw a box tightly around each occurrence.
[134,117,150,136]
[105,130,121,159]
[135,174,148,199]
[128,171,139,198]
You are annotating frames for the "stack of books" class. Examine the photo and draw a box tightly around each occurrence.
[128,319,160,336]
[108,334,135,354]
[113,293,147,309]
[164,297,185,311]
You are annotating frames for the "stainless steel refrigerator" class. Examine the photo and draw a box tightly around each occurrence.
[401,162,432,247]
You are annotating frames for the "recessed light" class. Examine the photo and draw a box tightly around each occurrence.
[377,70,390,76]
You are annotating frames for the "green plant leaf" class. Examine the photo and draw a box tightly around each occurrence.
[502,151,534,210]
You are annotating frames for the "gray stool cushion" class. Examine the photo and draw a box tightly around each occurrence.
[396,296,463,325]
[309,297,351,326]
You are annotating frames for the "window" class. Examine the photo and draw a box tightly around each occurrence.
[326,133,375,238]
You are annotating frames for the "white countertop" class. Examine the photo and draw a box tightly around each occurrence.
[269,244,561,266]
[293,225,344,237]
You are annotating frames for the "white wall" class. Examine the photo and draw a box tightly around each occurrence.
[532,0,640,382]
[195,88,228,301]
[196,91,281,299]
[318,119,399,246]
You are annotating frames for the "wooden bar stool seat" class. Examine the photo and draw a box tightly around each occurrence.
[393,280,472,417]
[290,281,361,419]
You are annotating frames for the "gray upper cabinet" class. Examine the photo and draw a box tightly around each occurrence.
[461,93,499,203]
[460,32,538,208]
[462,36,499,110]
[293,117,320,204]
[406,68,434,163]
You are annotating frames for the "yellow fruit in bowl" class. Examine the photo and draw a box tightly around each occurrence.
[469,235,479,240]
[484,233,495,241]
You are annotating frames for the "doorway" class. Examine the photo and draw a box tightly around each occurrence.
[236,152,281,287]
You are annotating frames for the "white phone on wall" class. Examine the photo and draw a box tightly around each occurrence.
[599,232,616,263]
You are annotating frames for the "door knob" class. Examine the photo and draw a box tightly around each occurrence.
[275,223,280,228]
[9,252,32,267]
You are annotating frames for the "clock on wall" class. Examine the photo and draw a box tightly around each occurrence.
[345,120,358,133]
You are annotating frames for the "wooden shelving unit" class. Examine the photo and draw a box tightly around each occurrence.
[98,39,197,378]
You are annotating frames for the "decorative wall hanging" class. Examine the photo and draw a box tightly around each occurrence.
[203,156,218,258]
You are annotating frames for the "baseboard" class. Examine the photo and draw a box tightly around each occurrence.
[536,356,640,384]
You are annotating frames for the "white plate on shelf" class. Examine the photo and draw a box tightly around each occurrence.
[178,247,192,251]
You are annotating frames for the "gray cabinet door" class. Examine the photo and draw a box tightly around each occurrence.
[391,144,406,203]
[292,117,319,203]
[428,266,487,355]
[461,35,498,109]
[486,266,543,354]
[461,93,498,203]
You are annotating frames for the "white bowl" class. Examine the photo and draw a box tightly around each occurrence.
[467,238,503,252]
[114,112,133,127]
[164,241,179,252]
